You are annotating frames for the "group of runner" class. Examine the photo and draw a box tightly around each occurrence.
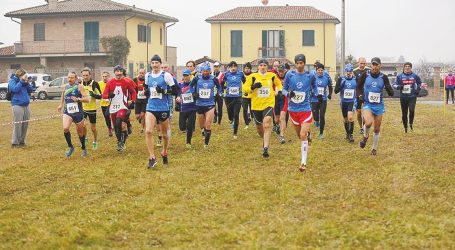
[58,54,424,172]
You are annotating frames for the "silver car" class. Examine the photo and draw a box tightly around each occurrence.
[35,77,68,100]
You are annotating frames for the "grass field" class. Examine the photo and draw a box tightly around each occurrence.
[0,99,454,249]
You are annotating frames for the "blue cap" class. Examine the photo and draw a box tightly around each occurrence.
[200,62,211,71]
[182,69,191,76]
[345,63,354,72]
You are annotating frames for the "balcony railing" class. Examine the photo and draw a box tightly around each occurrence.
[14,39,104,55]
[258,47,286,59]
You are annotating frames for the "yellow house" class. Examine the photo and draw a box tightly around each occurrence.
[3,0,178,79]
[206,6,339,74]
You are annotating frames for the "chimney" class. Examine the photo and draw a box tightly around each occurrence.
[47,0,57,10]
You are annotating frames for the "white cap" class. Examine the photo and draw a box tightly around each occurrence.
[214,62,220,67]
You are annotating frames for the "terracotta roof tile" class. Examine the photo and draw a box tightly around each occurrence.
[206,6,339,23]
[0,46,15,57]
[5,0,178,23]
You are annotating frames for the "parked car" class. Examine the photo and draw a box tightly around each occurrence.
[27,73,52,88]
[383,76,429,98]
[0,82,8,100]
[35,77,68,100]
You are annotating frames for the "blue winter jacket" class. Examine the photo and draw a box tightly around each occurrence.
[8,74,33,106]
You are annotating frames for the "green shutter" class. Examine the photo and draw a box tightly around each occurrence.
[84,22,99,52]
[279,30,285,57]
[262,30,267,58]
[231,30,243,57]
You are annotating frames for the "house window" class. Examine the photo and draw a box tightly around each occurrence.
[302,30,315,46]
[34,23,45,41]
[160,28,163,45]
[138,25,151,43]
[230,30,243,57]
[262,30,285,58]
[84,62,95,71]
[128,63,134,77]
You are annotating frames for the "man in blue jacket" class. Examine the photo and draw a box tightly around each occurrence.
[8,69,34,148]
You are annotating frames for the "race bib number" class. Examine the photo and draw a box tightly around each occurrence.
[199,89,211,99]
[137,90,146,99]
[150,87,162,99]
[291,91,306,104]
[182,93,194,104]
[110,103,121,113]
[343,89,354,99]
[228,87,240,96]
[402,85,411,94]
[318,87,325,96]
[66,102,79,114]
[257,87,270,98]
[368,92,381,103]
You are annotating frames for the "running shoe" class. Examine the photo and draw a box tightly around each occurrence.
[65,147,75,158]
[262,147,269,158]
[116,141,122,152]
[318,133,324,140]
[82,149,87,158]
[204,144,209,149]
[148,158,157,169]
[92,141,98,150]
[299,164,306,172]
[156,139,162,147]
[244,125,249,130]
[275,125,280,135]
[359,136,368,149]
[371,149,377,156]
[348,134,355,143]
[162,154,168,165]
[186,143,192,149]
[409,124,413,130]
[279,136,285,144]
[359,128,364,135]
[404,127,408,133]
[121,142,126,151]
[201,129,205,136]
[108,128,113,137]
[233,135,238,140]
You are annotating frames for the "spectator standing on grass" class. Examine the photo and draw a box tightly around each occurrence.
[9,68,33,148]
[445,68,455,104]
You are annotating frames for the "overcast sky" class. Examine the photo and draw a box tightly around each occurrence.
[1,0,454,65]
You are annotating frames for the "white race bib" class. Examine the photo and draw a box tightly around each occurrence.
[199,89,211,99]
[66,102,79,114]
[257,87,270,98]
[110,103,121,113]
[182,93,194,104]
[291,91,306,104]
[137,90,146,99]
[318,87,325,96]
[368,92,381,103]
[150,87,162,99]
[343,89,354,99]
[402,85,411,94]
[228,87,240,96]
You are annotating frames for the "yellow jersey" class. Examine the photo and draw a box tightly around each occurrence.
[242,73,253,99]
[242,72,282,111]
[82,80,101,111]
[98,81,109,107]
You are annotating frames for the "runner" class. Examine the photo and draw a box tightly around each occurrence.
[190,62,222,148]
[395,62,422,133]
[102,65,137,152]
[81,67,102,150]
[334,63,357,142]
[273,65,286,138]
[242,59,282,158]
[282,54,317,171]
[220,61,246,139]
[57,71,90,158]
[310,63,333,139]
[98,71,113,137]
[160,62,179,145]
[133,68,147,133]
[186,60,198,80]
[176,69,197,148]
[212,62,224,125]
[357,57,394,155]
[242,62,253,129]
[144,55,179,168]
[353,57,370,134]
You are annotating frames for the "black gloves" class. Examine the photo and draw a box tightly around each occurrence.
[108,92,115,99]
[89,91,95,97]
[289,91,296,98]
[251,82,262,90]
[155,86,167,94]
[327,94,332,100]
[317,95,324,103]
[192,92,199,101]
